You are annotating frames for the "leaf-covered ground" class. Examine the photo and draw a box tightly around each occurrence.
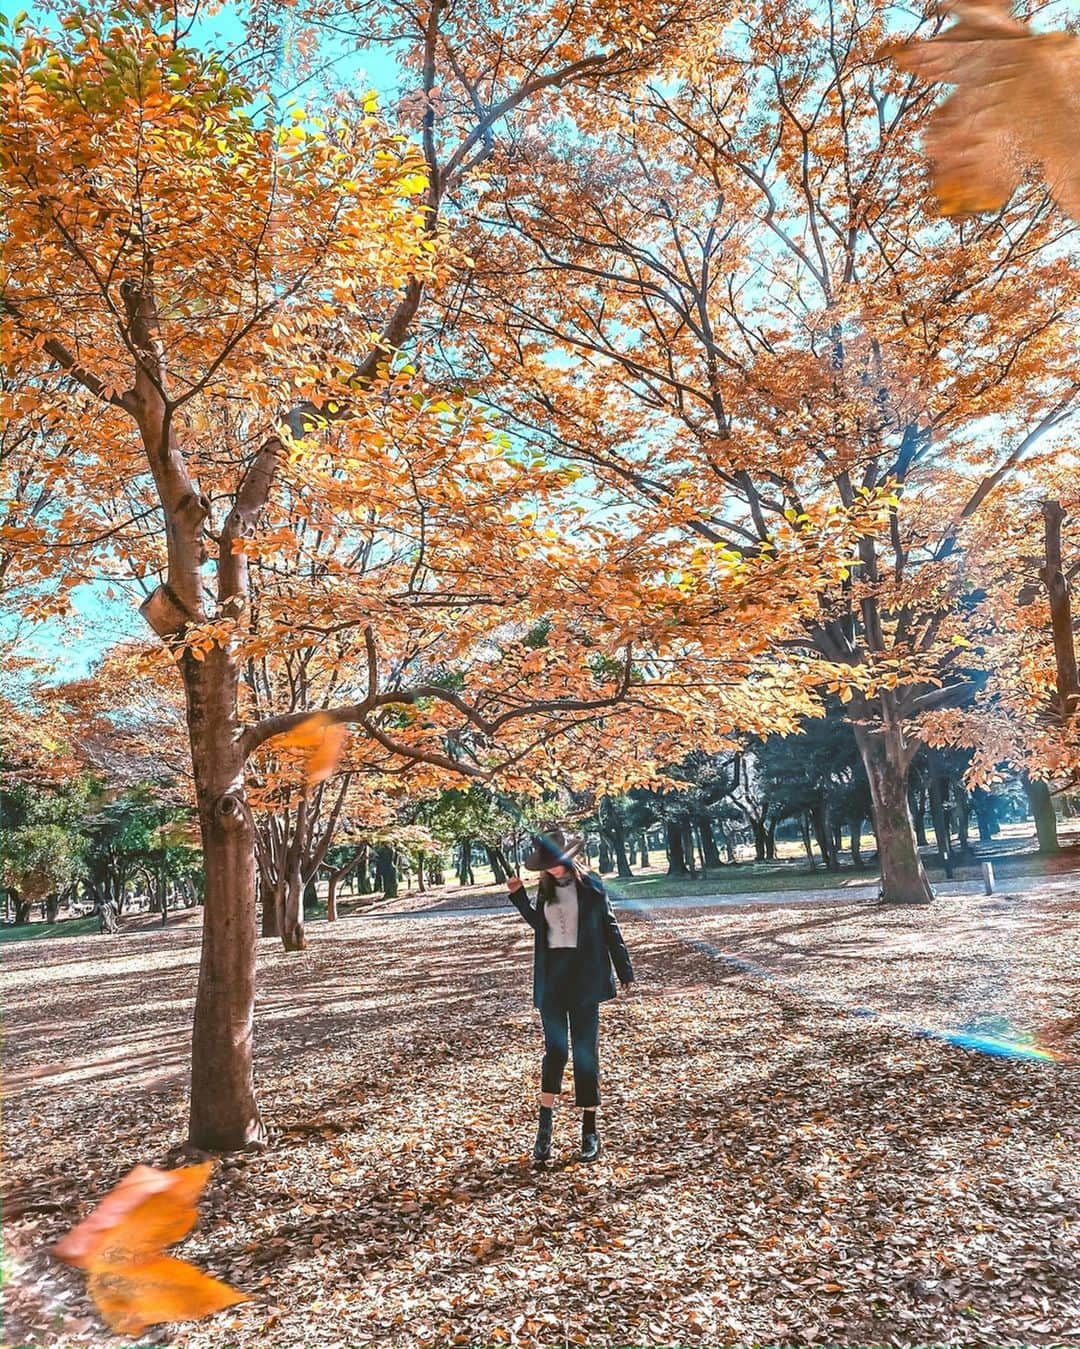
[2,875,1078,1348]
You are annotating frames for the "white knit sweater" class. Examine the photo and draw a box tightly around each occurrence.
[545,873,579,948]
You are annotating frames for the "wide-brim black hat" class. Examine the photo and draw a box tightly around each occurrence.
[522,827,585,872]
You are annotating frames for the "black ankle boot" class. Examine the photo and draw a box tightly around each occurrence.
[580,1119,601,1162]
[533,1106,553,1163]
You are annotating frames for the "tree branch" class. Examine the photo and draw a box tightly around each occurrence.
[1,295,133,411]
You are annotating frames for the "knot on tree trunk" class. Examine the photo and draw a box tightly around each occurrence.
[177,490,211,528]
[177,491,212,562]
[140,583,193,640]
[214,792,248,832]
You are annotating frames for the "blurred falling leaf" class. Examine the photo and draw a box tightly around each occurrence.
[273,712,349,786]
[53,1162,249,1335]
[52,1163,206,1267]
[884,0,1080,221]
[87,1255,248,1337]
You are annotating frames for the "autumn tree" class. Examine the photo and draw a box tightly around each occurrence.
[0,3,582,1147]
[0,670,200,926]
[2,0,800,1149]
[445,0,1080,902]
[920,451,1080,842]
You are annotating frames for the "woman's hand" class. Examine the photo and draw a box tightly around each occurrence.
[507,875,525,893]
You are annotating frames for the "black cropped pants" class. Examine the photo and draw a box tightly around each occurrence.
[539,949,601,1107]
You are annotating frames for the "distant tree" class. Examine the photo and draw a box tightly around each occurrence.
[756,711,870,872]
[730,753,777,863]
[0,777,89,923]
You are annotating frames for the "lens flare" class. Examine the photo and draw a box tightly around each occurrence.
[935,1016,1068,1062]
[938,1032,1062,1061]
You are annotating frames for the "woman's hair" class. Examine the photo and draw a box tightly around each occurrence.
[537,856,589,903]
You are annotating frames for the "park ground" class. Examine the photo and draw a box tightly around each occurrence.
[2,851,1079,1348]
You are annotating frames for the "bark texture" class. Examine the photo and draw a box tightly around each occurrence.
[854,721,934,904]
[183,649,264,1150]
[1023,774,1060,855]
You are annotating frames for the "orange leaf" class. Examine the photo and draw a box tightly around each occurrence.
[53,1163,211,1268]
[273,711,349,785]
[88,1255,249,1335]
[53,1163,248,1335]
[884,0,1080,221]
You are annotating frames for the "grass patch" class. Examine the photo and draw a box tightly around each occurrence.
[0,914,100,944]
[608,862,877,902]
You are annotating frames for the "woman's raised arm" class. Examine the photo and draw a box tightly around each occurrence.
[507,875,540,932]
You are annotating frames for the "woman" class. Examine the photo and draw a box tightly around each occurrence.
[508,826,635,1164]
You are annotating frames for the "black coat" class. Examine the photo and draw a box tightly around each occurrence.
[509,871,634,1009]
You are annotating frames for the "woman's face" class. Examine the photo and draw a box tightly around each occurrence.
[545,862,571,879]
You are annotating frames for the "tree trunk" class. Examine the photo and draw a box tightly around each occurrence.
[14,898,32,925]
[278,870,307,952]
[375,845,399,898]
[1041,500,1080,719]
[485,844,508,884]
[638,834,650,869]
[751,819,767,862]
[183,650,264,1151]
[260,873,279,938]
[597,834,612,873]
[764,819,777,860]
[696,814,722,869]
[607,816,634,879]
[850,817,864,869]
[274,796,309,952]
[680,821,696,876]
[810,802,837,870]
[973,791,997,843]
[1023,774,1060,854]
[799,813,816,870]
[854,722,934,904]
[324,850,363,922]
[665,821,689,875]
[910,781,929,848]
[355,842,370,894]
[927,772,955,878]
[955,790,972,857]
[494,846,513,883]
